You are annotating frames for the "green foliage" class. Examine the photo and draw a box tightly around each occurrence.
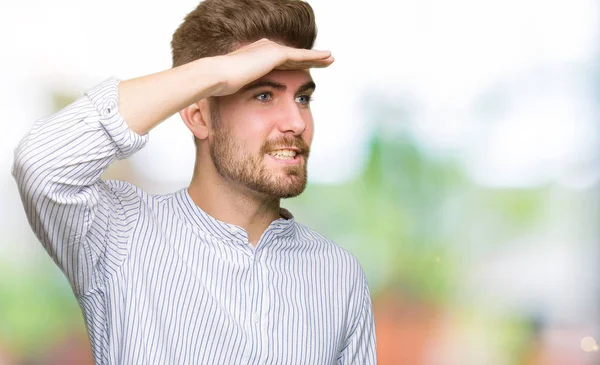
[0,260,84,357]
[289,133,465,303]
[289,129,547,305]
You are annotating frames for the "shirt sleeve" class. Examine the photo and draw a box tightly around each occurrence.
[337,273,378,364]
[11,77,149,295]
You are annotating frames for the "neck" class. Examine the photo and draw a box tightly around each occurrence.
[187,161,282,247]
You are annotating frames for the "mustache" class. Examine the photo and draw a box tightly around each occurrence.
[261,136,310,155]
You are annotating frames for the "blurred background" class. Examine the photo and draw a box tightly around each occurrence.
[1,0,599,364]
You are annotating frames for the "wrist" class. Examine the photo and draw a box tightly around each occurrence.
[192,56,228,98]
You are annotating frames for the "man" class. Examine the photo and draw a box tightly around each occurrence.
[12,0,377,363]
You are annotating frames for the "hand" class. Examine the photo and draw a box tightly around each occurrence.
[212,38,334,97]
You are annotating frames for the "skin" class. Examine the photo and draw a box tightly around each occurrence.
[182,69,316,246]
[118,39,334,246]
[209,71,314,200]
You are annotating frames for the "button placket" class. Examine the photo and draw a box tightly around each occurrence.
[253,252,262,327]
[258,252,271,364]
[246,251,263,361]
[240,254,254,363]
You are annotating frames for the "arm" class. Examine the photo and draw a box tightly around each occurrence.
[118,38,333,136]
[12,78,149,295]
[12,39,333,295]
[337,274,378,364]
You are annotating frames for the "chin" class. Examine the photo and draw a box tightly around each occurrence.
[257,179,307,199]
[279,187,306,199]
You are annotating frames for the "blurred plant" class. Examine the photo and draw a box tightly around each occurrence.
[290,93,550,306]
[0,259,85,359]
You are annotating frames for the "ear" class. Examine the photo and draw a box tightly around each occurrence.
[180,99,211,140]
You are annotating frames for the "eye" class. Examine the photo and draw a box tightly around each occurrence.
[296,95,314,106]
[254,92,272,102]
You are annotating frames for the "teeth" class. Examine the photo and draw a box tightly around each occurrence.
[268,149,297,159]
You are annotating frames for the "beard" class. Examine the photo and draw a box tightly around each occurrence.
[209,108,310,199]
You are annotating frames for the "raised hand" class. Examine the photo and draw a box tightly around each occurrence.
[213,38,334,96]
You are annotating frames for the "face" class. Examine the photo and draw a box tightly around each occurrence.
[208,69,315,199]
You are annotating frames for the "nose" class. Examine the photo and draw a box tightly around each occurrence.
[277,98,308,136]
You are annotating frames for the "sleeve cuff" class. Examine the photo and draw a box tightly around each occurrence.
[84,77,149,160]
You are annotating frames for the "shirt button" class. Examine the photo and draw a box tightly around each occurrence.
[253,312,259,324]
[103,103,116,116]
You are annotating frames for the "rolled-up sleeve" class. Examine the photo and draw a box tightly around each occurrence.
[12,77,149,295]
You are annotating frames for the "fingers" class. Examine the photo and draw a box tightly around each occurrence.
[305,49,332,60]
[256,39,333,69]
[316,55,335,66]
[275,46,334,70]
[275,55,334,71]
[287,47,332,61]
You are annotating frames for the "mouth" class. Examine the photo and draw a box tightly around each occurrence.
[266,148,303,165]
[267,148,299,159]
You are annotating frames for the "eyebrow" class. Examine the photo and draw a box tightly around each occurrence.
[240,79,316,94]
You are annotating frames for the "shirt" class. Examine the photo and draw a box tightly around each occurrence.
[12,77,377,364]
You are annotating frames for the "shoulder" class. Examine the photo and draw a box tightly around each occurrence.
[294,222,367,280]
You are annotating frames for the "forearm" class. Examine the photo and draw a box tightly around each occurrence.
[118,56,225,136]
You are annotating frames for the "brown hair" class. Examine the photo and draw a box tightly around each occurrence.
[171,0,318,68]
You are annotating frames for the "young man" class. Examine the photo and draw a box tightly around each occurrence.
[12,0,377,363]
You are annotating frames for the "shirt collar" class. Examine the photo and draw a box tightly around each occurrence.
[174,187,296,243]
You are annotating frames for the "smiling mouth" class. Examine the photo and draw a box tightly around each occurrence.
[267,149,298,160]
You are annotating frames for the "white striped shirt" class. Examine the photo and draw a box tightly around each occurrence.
[12,77,377,364]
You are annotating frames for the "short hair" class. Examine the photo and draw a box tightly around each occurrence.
[171,0,317,68]
[171,0,318,146]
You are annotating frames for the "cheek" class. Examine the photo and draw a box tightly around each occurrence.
[236,120,271,153]
[247,120,272,143]
[220,106,267,146]
[303,117,315,144]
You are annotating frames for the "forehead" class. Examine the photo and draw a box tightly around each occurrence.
[254,69,313,86]
[216,69,314,107]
